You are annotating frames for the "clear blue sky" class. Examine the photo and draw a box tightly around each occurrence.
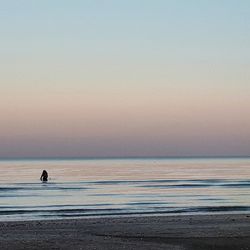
[0,1,250,157]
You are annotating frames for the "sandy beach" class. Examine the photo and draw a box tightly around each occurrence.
[0,214,250,250]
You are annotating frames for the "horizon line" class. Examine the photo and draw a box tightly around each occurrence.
[0,155,250,161]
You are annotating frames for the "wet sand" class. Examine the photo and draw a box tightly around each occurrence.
[0,214,250,250]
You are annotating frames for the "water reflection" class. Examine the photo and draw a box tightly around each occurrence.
[0,158,250,220]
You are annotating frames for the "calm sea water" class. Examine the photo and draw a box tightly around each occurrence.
[0,158,250,221]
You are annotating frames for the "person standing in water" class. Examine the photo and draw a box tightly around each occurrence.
[40,170,48,182]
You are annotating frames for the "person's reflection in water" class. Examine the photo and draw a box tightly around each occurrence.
[40,170,48,182]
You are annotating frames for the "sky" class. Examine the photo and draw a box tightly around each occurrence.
[0,0,250,158]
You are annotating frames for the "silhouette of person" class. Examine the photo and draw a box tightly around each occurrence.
[40,170,48,182]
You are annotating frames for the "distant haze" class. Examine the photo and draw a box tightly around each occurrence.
[1,1,250,158]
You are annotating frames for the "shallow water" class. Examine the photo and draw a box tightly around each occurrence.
[0,158,250,221]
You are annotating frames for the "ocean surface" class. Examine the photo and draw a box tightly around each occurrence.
[0,158,250,221]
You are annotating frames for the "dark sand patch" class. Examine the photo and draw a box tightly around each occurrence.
[0,214,250,249]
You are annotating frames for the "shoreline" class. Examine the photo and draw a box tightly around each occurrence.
[1,213,250,249]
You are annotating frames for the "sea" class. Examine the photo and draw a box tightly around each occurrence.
[0,157,250,221]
